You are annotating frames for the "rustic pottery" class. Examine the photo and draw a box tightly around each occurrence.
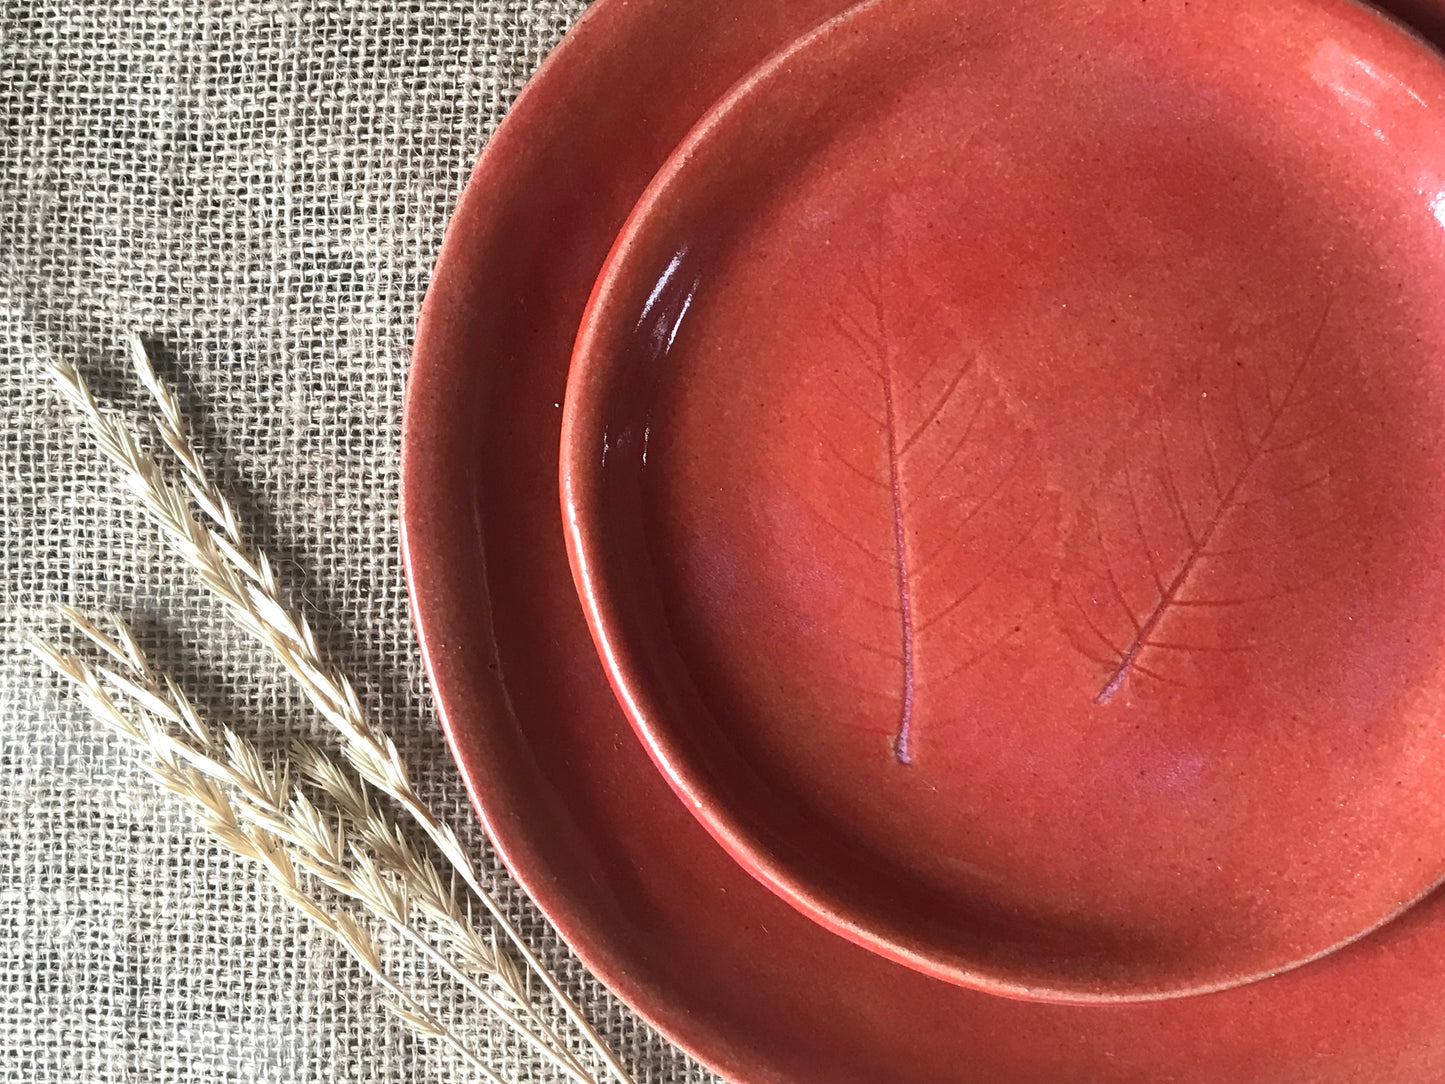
[404,0,1445,1079]
[560,0,1445,1002]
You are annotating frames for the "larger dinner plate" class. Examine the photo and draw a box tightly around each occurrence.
[402,1,1445,1081]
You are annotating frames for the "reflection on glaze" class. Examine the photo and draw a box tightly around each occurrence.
[635,247,701,366]
[638,250,687,326]
[629,251,700,478]
[1308,37,1429,145]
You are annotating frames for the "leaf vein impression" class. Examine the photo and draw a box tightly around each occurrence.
[1094,301,1333,705]
[880,335,918,765]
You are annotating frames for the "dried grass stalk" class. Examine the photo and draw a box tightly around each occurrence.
[29,622,520,1084]
[40,337,635,1084]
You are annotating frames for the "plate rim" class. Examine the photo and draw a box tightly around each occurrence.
[401,1,1445,1081]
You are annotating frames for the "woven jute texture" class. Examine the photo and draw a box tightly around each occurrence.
[0,4,711,1081]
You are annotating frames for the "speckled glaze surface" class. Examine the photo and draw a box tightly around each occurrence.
[561,0,1445,1002]
[403,0,1445,1080]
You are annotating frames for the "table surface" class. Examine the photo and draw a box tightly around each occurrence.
[0,3,712,1081]
[10,3,1445,1082]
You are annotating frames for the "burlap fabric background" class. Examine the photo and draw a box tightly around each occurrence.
[0,3,713,1081]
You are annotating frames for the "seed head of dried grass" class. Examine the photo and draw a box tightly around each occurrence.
[32,614,599,1084]
[41,336,633,1084]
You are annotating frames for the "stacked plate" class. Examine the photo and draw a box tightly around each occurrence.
[402,2,1445,1080]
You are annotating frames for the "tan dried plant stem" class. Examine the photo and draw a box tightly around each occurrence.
[28,620,513,1084]
[44,336,633,1084]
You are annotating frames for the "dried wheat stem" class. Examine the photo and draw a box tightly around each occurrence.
[29,634,507,1084]
[273,799,591,1084]
[31,617,596,1084]
[291,745,583,1070]
[45,336,630,1084]
[217,820,511,1084]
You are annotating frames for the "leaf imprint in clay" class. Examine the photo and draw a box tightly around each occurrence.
[809,256,1046,764]
[1062,293,1350,705]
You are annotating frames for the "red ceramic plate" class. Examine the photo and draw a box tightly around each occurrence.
[403,1,1445,1081]
[560,0,1445,1004]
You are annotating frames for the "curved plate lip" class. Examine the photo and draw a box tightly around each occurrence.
[559,0,1445,1005]
[400,5,867,1081]
[401,0,678,1041]
[401,0,1445,1081]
